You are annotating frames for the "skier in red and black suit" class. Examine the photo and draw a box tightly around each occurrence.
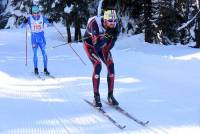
[83,10,119,107]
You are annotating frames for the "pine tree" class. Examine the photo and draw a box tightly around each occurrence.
[144,0,153,43]
[9,0,32,28]
[2,0,197,45]
[71,0,90,42]
[151,0,184,44]
[0,0,10,29]
[64,1,73,43]
[39,0,65,21]
[11,0,32,14]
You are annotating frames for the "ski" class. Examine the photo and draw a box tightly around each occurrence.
[40,72,56,79]
[103,100,149,126]
[46,74,55,79]
[32,72,45,80]
[43,74,55,79]
[35,74,45,81]
[84,99,126,130]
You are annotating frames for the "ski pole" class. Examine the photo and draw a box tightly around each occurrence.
[53,22,66,41]
[51,36,91,49]
[51,33,111,49]
[68,43,87,65]
[52,23,87,65]
[25,26,28,66]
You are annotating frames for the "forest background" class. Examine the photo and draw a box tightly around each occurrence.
[0,0,199,45]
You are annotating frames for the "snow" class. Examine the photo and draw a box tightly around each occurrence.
[33,0,40,5]
[177,10,200,31]
[64,4,73,14]
[97,0,103,17]
[0,25,200,134]
[4,15,16,29]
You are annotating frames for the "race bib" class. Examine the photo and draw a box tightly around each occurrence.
[30,15,44,33]
[33,22,42,31]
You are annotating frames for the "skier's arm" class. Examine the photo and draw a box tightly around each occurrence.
[43,16,53,26]
[94,36,109,52]
[90,22,109,52]
[20,17,29,28]
[43,16,49,24]
[104,24,119,50]
[90,21,100,45]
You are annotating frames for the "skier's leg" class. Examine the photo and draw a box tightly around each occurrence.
[84,42,102,107]
[39,43,49,75]
[39,43,47,68]
[84,42,102,94]
[32,44,39,74]
[106,59,118,106]
[99,46,115,93]
[101,48,118,105]
[103,51,115,93]
[107,58,115,93]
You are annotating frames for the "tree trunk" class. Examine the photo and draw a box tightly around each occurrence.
[74,14,82,42]
[144,0,153,43]
[66,14,72,43]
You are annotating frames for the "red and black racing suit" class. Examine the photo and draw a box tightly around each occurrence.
[83,16,119,96]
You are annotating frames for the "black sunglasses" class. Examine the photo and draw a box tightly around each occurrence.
[108,19,117,23]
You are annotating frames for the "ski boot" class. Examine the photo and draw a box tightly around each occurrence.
[94,94,102,108]
[34,68,39,75]
[44,68,50,75]
[107,92,119,106]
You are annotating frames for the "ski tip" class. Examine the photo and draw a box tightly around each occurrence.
[145,121,150,124]
[83,99,89,102]
[142,121,150,126]
[121,125,126,129]
[83,99,93,105]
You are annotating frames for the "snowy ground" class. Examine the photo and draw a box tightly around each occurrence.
[0,25,200,134]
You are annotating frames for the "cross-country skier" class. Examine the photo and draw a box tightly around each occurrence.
[22,5,52,75]
[83,9,119,107]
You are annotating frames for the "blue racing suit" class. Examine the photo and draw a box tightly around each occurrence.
[23,15,50,69]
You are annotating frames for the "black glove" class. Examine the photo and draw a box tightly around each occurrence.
[23,17,28,24]
[105,27,119,50]
[105,24,120,39]
[47,18,53,23]
[105,28,113,39]
[94,36,108,52]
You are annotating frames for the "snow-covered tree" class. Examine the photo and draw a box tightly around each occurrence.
[0,0,10,29]
[5,0,32,28]
[0,0,199,46]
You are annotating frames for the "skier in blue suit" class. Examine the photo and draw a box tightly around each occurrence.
[22,5,52,75]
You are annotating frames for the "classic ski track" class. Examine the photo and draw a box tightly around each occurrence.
[83,99,126,130]
[54,89,84,131]
[103,100,149,125]
[42,83,85,134]
[51,85,106,133]
[33,78,72,134]
[102,100,169,134]
[22,72,103,134]
[38,93,71,134]
[0,70,61,134]
[2,70,169,134]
